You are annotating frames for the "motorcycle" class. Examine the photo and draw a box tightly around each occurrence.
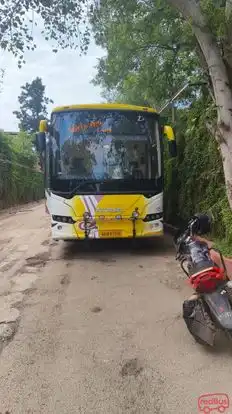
[174,213,232,347]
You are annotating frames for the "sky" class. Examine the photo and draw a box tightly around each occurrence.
[0,25,105,132]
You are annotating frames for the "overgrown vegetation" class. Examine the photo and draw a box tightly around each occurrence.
[0,131,44,209]
[0,77,52,209]
[164,102,232,252]
[90,0,232,255]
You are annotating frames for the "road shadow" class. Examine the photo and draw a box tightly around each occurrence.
[55,232,174,262]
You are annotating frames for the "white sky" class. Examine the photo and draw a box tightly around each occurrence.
[0,27,105,132]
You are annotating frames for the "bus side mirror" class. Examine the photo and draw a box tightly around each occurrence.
[163,125,177,158]
[39,119,48,133]
[168,140,177,158]
[35,132,46,153]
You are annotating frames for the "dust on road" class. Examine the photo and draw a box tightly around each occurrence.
[0,203,232,414]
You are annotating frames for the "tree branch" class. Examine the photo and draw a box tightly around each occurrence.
[168,0,232,132]
[226,0,232,20]
[167,0,207,29]
[0,0,22,41]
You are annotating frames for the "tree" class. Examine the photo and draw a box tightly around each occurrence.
[165,0,232,209]
[91,0,202,107]
[13,77,53,133]
[90,0,232,210]
[0,0,93,67]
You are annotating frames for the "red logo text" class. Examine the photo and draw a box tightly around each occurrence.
[198,393,229,413]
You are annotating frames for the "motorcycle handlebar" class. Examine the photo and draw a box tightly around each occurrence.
[174,214,212,246]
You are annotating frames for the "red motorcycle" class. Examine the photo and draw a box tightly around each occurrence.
[174,214,232,347]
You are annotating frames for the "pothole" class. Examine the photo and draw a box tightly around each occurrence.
[60,274,70,286]
[0,320,19,354]
[25,252,50,268]
[91,306,102,313]
[23,287,37,295]
[0,323,17,342]
[120,358,144,378]
[0,260,18,272]
[41,240,49,246]
[91,276,97,280]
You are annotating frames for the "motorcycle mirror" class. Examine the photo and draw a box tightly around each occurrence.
[192,213,212,235]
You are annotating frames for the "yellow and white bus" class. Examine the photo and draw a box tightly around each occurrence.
[36,103,176,240]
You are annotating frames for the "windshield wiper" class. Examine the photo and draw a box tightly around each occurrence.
[53,179,103,196]
[70,179,103,193]
[49,178,102,196]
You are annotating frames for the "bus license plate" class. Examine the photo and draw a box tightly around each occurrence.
[100,230,122,238]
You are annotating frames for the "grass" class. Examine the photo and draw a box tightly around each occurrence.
[213,238,232,258]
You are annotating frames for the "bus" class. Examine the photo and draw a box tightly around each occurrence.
[36,103,176,241]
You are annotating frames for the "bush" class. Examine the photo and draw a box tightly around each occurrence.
[164,100,232,251]
[0,131,44,209]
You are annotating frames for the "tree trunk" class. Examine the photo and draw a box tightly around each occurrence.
[168,0,232,209]
[220,142,232,208]
[207,124,232,209]
[194,27,232,209]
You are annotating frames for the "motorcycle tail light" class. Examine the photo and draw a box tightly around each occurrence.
[189,267,225,293]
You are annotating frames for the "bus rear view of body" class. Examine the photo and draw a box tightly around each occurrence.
[36,103,176,241]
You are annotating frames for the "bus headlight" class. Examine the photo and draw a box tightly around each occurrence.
[143,213,163,222]
[52,215,76,224]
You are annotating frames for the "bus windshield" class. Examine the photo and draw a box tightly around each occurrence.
[50,110,161,182]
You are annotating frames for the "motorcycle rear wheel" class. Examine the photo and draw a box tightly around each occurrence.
[225,330,232,342]
[194,335,214,347]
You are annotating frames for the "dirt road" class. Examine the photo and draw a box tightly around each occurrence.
[0,202,232,414]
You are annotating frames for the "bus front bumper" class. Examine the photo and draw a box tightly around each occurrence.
[51,218,163,240]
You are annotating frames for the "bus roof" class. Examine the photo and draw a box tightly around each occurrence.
[52,103,157,114]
